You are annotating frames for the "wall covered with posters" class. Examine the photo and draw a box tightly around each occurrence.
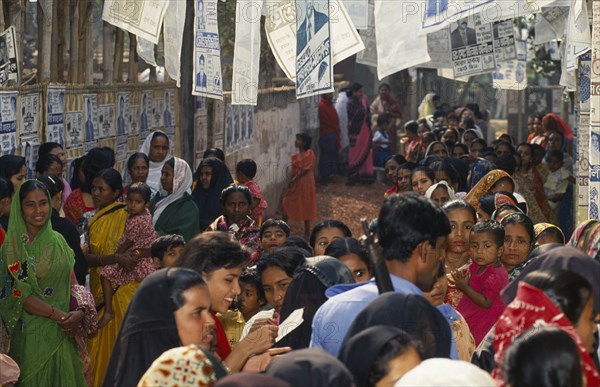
[0,83,179,180]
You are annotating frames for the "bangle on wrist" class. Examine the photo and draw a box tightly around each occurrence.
[47,306,55,319]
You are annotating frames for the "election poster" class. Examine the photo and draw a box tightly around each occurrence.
[22,140,40,179]
[421,28,452,69]
[140,91,152,138]
[129,92,140,137]
[493,39,527,90]
[192,0,224,99]
[103,0,168,44]
[98,103,116,139]
[65,112,84,150]
[451,15,516,77]
[295,0,333,98]
[343,0,368,30]
[82,94,99,143]
[19,93,41,138]
[225,105,254,152]
[116,92,130,137]
[0,91,18,155]
[356,0,377,67]
[232,0,264,105]
[265,0,363,82]
[162,90,175,128]
[0,27,19,86]
[46,86,66,146]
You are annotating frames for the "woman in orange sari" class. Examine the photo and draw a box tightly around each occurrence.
[282,133,317,239]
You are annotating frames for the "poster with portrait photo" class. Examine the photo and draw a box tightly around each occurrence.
[19,93,41,137]
[451,16,494,77]
[22,139,40,178]
[65,112,84,149]
[115,135,129,164]
[192,0,224,99]
[116,92,130,137]
[46,86,65,145]
[140,91,152,138]
[0,91,17,155]
[82,94,99,143]
[151,95,163,129]
[295,0,333,98]
[162,90,175,127]
[98,103,116,139]
[0,26,19,86]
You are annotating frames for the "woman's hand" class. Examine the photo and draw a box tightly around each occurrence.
[116,252,139,272]
[242,347,292,372]
[57,310,84,335]
[242,321,278,355]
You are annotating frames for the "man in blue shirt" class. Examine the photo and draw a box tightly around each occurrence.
[310,193,451,356]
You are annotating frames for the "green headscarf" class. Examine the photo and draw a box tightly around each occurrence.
[0,180,75,332]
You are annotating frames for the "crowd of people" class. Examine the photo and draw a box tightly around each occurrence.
[0,83,597,387]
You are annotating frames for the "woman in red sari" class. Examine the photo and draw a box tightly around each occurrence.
[346,83,374,185]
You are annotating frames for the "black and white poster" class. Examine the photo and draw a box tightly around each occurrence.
[83,94,99,143]
[0,91,18,155]
[0,27,19,86]
[98,102,116,139]
[225,105,253,152]
[65,112,84,150]
[46,86,66,146]
[116,92,130,136]
[295,0,333,98]
[19,93,41,137]
[192,0,223,99]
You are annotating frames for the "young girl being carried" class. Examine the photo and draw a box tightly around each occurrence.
[98,182,157,327]
[442,199,476,308]
[450,220,508,345]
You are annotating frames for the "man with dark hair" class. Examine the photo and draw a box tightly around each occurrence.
[310,193,451,356]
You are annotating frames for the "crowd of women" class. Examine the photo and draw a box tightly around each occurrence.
[0,86,597,387]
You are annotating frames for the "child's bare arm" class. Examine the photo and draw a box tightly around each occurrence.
[451,270,492,308]
[251,196,260,211]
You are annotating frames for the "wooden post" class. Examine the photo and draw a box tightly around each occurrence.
[38,0,53,82]
[179,0,195,164]
[68,0,79,83]
[103,22,114,83]
[113,28,124,82]
[128,33,139,83]
[56,1,67,82]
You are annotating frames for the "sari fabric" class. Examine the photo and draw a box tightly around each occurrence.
[86,201,132,387]
[569,220,600,261]
[512,168,549,224]
[208,215,260,263]
[0,182,86,386]
[492,282,600,386]
[282,150,317,221]
[464,169,511,210]
[468,159,497,191]
[63,188,95,225]
[347,96,374,181]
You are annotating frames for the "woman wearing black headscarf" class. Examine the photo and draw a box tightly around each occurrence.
[265,348,354,387]
[344,292,452,359]
[191,158,234,230]
[103,268,225,386]
[339,326,422,387]
[275,257,355,349]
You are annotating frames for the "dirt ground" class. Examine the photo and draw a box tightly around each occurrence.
[287,176,387,239]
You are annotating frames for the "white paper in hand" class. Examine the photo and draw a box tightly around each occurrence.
[275,308,304,342]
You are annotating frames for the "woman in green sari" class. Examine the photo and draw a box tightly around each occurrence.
[150,157,200,242]
[0,180,86,386]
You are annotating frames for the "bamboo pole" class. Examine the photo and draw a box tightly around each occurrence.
[38,0,53,82]
[68,0,79,83]
[103,22,114,82]
[56,0,67,82]
[113,27,124,82]
[128,33,139,83]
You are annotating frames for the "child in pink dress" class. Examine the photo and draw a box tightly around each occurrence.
[451,219,508,345]
[98,182,157,327]
[236,159,267,225]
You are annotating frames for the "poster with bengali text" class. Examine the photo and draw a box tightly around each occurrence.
[19,93,41,138]
[46,86,65,147]
[65,112,84,150]
[0,91,17,155]
[82,94,99,143]
[0,27,19,86]
[102,0,168,44]
[295,0,333,98]
[192,0,223,99]
[116,92,130,137]
[98,103,116,139]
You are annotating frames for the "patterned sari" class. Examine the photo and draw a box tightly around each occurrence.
[347,96,374,183]
[86,201,132,387]
[0,182,86,386]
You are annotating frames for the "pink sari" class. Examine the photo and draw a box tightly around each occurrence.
[347,96,374,181]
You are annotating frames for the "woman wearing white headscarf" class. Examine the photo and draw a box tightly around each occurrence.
[425,180,456,206]
[137,130,171,194]
[395,358,495,386]
[149,157,200,242]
